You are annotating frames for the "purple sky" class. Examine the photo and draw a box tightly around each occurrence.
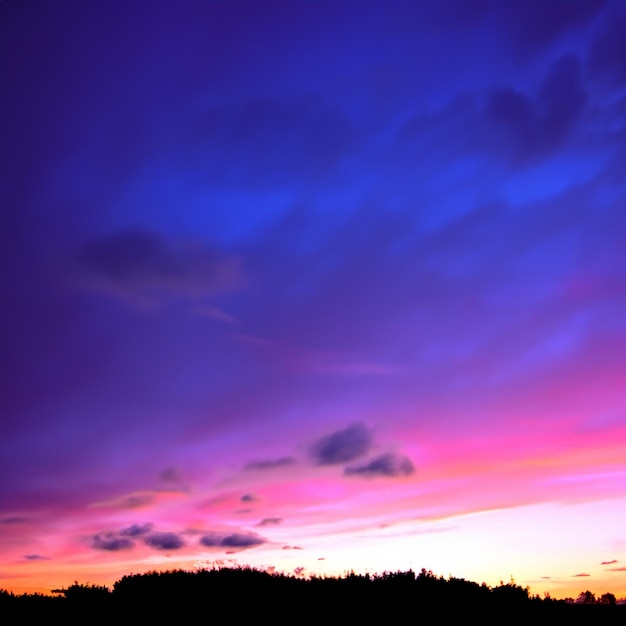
[1,0,625,598]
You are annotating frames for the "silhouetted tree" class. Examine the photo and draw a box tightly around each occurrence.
[599,592,617,606]
[576,590,596,604]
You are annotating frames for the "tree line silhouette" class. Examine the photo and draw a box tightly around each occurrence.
[1,566,624,625]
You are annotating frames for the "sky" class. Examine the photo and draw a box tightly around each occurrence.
[1,0,625,600]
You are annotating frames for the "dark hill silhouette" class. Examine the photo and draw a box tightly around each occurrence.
[1,567,624,625]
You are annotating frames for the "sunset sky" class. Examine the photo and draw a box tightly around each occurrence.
[1,0,625,599]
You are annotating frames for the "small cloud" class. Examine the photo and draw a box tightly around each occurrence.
[573,573,590,577]
[608,567,626,572]
[256,517,282,527]
[243,457,297,471]
[282,545,303,550]
[144,532,185,550]
[199,531,266,549]
[23,554,50,561]
[120,523,153,537]
[310,423,372,466]
[318,557,326,561]
[241,494,258,503]
[294,566,306,576]
[221,533,265,548]
[345,453,415,478]
[92,532,134,551]
[601,559,618,565]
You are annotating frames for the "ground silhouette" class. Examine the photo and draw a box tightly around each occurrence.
[1,567,624,625]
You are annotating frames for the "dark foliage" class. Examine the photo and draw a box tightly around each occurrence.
[1,567,624,625]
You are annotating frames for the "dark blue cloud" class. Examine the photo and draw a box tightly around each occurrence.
[220,533,266,548]
[243,457,297,471]
[345,453,415,478]
[310,423,372,465]
[93,525,180,551]
[144,531,185,550]
[120,523,153,537]
[92,532,134,551]
[199,531,266,549]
